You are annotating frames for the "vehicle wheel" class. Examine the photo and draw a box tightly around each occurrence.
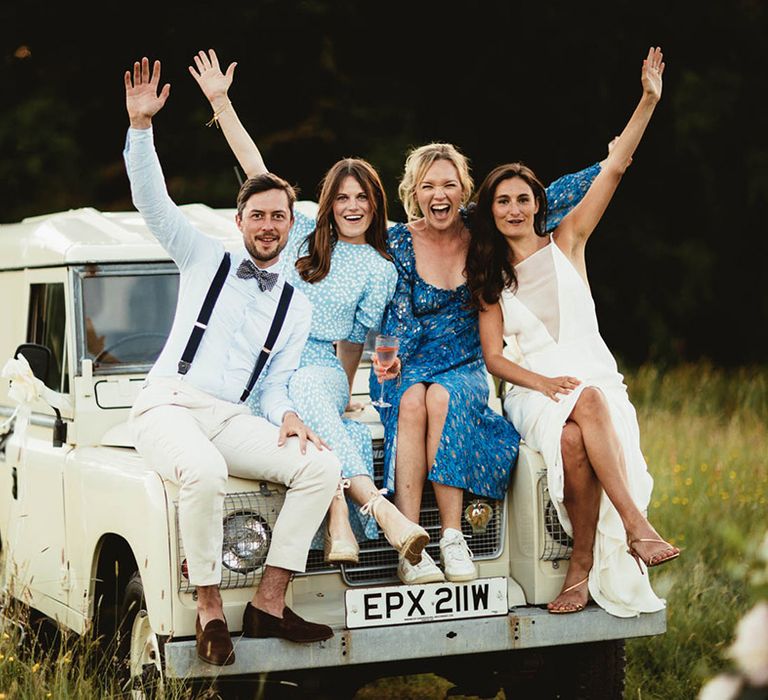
[568,639,626,699]
[117,571,165,700]
[499,640,626,700]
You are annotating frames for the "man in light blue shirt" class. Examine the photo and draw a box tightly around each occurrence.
[125,57,340,666]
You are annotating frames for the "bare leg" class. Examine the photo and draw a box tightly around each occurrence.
[548,421,600,613]
[568,388,678,564]
[424,384,464,533]
[197,585,225,628]
[394,384,428,522]
[251,566,292,618]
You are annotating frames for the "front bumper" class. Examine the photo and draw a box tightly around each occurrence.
[163,605,666,679]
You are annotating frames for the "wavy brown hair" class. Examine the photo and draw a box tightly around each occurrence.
[466,163,548,309]
[295,158,390,283]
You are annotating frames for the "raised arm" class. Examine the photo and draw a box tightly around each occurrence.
[479,302,580,402]
[124,57,218,269]
[189,49,268,178]
[555,47,664,264]
[125,56,170,130]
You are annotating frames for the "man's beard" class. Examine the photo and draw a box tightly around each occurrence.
[244,236,286,263]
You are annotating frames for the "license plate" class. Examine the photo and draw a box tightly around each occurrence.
[345,577,508,629]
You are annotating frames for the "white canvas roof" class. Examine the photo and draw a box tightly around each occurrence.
[0,201,320,270]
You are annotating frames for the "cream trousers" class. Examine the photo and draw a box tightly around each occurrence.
[130,378,340,586]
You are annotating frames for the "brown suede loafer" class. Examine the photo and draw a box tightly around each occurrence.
[241,602,333,643]
[195,616,235,666]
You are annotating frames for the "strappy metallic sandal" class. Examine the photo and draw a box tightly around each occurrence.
[548,576,589,614]
[626,536,681,573]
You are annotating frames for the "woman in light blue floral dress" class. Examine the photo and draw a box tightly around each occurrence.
[190,50,430,567]
[369,144,601,585]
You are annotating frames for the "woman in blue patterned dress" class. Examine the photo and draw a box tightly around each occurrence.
[370,144,602,585]
[190,50,429,566]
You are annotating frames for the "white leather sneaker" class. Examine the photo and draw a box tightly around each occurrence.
[397,550,445,585]
[439,528,477,582]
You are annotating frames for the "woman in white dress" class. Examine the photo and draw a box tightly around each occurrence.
[466,47,679,617]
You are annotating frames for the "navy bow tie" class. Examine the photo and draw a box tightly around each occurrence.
[236,259,279,292]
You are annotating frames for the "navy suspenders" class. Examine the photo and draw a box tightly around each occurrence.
[178,253,231,375]
[240,283,294,402]
[177,251,294,402]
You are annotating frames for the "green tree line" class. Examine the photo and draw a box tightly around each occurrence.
[1,1,765,366]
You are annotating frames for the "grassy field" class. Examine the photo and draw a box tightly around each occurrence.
[1,363,766,699]
[623,363,767,699]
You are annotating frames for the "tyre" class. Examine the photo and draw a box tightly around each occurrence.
[497,640,626,700]
[568,639,626,699]
[116,571,165,700]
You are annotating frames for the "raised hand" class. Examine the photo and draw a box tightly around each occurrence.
[124,57,170,129]
[641,46,664,102]
[189,49,236,108]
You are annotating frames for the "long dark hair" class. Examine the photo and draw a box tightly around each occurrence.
[466,163,548,309]
[296,158,390,283]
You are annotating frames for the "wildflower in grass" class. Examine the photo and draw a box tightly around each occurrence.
[698,673,742,700]
[727,601,768,686]
[685,477,693,486]
[31,662,40,673]
[701,462,709,472]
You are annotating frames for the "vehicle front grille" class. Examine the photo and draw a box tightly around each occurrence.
[305,439,505,585]
[539,472,573,561]
[175,440,508,590]
[176,485,286,593]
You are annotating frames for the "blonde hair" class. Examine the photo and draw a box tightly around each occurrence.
[397,143,474,221]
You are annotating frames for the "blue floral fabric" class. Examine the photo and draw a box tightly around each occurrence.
[546,162,601,231]
[249,210,397,542]
[369,223,518,499]
[369,163,601,499]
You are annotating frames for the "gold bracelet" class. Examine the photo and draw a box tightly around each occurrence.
[206,100,232,128]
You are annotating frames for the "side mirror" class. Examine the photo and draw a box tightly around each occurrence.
[13,343,66,448]
[14,343,52,385]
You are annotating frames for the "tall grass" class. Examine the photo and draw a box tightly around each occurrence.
[624,363,768,700]
[0,603,203,699]
[0,363,764,699]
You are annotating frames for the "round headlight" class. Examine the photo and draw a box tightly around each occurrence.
[222,511,271,574]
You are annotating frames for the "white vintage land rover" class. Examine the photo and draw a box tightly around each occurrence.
[0,203,665,698]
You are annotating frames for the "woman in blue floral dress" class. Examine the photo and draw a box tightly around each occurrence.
[190,50,430,567]
[370,144,601,584]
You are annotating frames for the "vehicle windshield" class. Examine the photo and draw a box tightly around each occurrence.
[79,266,178,372]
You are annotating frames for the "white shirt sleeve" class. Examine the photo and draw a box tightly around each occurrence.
[258,294,312,425]
[123,127,218,270]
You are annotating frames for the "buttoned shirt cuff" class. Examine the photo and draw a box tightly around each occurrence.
[280,409,303,423]
[265,404,301,426]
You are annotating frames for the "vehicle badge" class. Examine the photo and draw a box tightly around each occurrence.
[464,500,493,533]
